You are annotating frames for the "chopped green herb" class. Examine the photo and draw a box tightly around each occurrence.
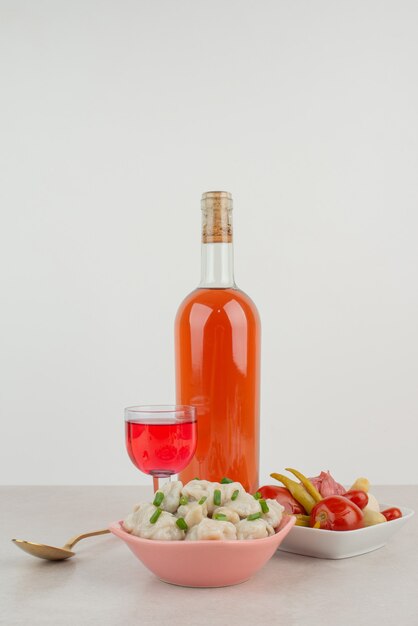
[179,496,188,506]
[198,496,207,505]
[220,477,234,484]
[260,499,270,514]
[193,477,201,481]
[176,517,188,531]
[231,490,240,501]
[253,492,262,500]
[247,512,262,521]
[213,513,228,521]
[150,508,162,524]
[152,491,164,507]
[213,489,222,506]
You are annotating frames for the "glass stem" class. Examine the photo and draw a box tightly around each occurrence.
[152,474,172,493]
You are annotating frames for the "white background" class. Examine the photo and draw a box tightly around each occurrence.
[1,0,417,486]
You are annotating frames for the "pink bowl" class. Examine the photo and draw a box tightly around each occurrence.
[109,515,295,588]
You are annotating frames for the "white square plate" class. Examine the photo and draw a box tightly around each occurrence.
[278,504,414,559]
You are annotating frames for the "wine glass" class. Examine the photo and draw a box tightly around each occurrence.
[124,405,197,492]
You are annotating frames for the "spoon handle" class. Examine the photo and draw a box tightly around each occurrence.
[64,528,111,550]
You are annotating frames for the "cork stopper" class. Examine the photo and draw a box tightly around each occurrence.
[201,191,233,243]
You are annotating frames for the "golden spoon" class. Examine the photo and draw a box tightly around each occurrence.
[12,529,111,561]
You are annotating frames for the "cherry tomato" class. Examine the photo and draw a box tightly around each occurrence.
[258,485,306,514]
[381,507,402,521]
[343,489,369,510]
[310,495,364,531]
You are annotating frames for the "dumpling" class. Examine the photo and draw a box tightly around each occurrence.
[181,479,212,502]
[262,499,284,529]
[123,502,153,533]
[127,504,185,541]
[185,518,237,541]
[159,481,183,513]
[182,480,225,514]
[177,501,208,528]
[236,518,275,540]
[212,506,240,524]
[223,492,260,518]
[222,482,246,501]
[205,483,227,515]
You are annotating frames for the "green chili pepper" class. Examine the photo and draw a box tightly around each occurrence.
[213,489,222,506]
[231,490,240,501]
[285,468,322,503]
[270,473,316,513]
[220,477,234,484]
[213,513,228,521]
[253,492,262,500]
[198,496,207,505]
[179,496,188,506]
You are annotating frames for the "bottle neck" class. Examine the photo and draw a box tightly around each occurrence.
[199,242,235,288]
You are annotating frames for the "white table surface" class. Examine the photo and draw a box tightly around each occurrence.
[1,485,417,626]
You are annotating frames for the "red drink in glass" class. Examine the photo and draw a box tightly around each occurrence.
[124,405,197,490]
[125,419,197,476]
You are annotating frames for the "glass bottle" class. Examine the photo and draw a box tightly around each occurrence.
[175,191,260,492]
